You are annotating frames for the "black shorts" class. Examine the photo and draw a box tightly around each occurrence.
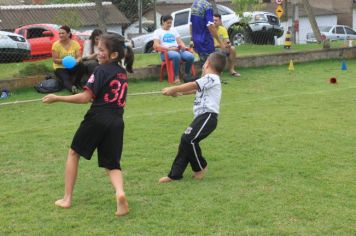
[71,109,124,170]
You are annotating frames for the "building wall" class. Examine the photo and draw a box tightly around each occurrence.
[278,14,337,44]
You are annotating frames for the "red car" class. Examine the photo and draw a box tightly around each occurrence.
[14,24,89,59]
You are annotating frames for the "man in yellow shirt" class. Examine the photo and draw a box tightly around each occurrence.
[213,13,240,77]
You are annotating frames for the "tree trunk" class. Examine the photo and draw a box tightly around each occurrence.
[302,0,322,44]
[95,0,107,32]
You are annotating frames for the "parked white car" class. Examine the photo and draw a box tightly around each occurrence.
[130,4,240,53]
[306,25,356,43]
[242,11,284,44]
[130,5,284,53]
[0,30,31,62]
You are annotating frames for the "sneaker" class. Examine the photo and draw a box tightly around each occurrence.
[71,85,79,94]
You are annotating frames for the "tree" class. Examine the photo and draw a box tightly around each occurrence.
[95,0,106,31]
[232,0,265,14]
[112,0,153,22]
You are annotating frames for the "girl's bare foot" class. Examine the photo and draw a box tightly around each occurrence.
[115,195,129,217]
[158,176,173,183]
[54,198,71,208]
[193,167,208,180]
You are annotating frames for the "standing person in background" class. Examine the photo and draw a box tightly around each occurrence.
[52,25,84,94]
[213,13,240,77]
[190,0,225,67]
[82,29,103,84]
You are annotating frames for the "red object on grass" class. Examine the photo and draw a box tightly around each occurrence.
[329,77,337,84]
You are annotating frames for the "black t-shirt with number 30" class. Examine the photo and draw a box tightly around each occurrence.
[84,62,128,114]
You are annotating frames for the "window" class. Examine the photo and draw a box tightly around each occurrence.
[17,29,26,36]
[335,26,345,34]
[27,27,48,39]
[319,26,332,32]
[345,27,356,35]
[174,11,189,27]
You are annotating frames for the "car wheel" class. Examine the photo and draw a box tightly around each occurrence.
[145,42,157,53]
[229,25,251,46]
[146,46,155,53]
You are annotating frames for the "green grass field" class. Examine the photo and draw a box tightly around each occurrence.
[0,59,355,235]
[0,42,348,80]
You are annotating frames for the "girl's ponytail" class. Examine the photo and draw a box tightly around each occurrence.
[124,46,134,73]
[100,33,135,73]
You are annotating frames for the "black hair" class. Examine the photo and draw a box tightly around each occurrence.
[213,13,222,19]
[89,29,103,54]
[208,52,226,74]
[59,25,72,38]
[160,15,173,25]
[100,33,134,73]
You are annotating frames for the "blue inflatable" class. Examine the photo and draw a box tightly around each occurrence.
[62,56,77,69]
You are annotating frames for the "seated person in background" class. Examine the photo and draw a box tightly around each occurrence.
[213,13,240,77]
[82,29,103,83]
[153,15,195,84]
[52,25,84,94]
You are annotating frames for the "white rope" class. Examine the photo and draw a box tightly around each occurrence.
[128,91,161,96]
[0,98,42,106]
[0,91,162,107]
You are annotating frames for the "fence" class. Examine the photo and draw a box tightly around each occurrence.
[0,0,355,63]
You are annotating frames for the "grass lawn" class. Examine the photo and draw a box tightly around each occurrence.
[0,41,347,81]
[0,59,355,235]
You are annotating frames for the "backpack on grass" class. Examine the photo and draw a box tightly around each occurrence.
[34,75,62,93]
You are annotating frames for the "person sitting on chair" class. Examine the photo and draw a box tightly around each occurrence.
[153,15,195,84]
[213,13,240,77]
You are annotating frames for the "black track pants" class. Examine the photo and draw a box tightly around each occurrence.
[168,112,217,180]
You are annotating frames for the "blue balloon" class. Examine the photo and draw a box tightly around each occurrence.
[62,56,76,69]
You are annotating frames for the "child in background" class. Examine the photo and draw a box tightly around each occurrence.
[82,29,103,83]
[159,52,226,183]
[42,33,134,217]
